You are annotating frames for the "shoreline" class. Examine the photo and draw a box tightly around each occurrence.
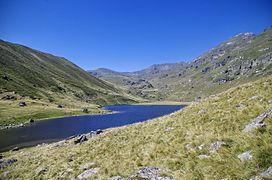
[0,109,119,131]
[0,103,185,130]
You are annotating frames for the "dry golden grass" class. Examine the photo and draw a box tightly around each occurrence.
[1,76,272,179]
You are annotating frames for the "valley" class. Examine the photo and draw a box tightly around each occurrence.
[0,25,271,179]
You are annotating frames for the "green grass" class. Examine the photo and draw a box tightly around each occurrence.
[1,76,271,179]
[0,98,107,126]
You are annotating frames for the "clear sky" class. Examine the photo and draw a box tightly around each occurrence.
[0,0,271,71]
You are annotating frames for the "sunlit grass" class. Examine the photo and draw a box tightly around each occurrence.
[1,76,272,179]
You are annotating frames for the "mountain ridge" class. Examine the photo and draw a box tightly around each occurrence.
[89,27,272,101]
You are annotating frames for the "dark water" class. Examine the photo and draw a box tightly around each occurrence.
[0,105,183,152]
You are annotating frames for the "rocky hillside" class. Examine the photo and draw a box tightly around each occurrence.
[0,40,138,126]
[90,27,272,101]
[1,76,271,179]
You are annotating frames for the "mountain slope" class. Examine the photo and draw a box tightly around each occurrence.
[0,40,137,125]
[1,76,271,179]
[90,27,272,101]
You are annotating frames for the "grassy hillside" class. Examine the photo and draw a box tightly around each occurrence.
[90,27,272,101]
[0,40,138,126]
[1,76,271,179]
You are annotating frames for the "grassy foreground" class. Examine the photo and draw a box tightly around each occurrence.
[0,76,272,179]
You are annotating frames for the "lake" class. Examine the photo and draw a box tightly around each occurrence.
[0,105,184,152]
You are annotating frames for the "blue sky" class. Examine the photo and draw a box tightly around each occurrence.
[0,0,271,71]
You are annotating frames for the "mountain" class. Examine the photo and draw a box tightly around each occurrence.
[0,40,138,126]
[2,75,272,179]
[89,27,272,101]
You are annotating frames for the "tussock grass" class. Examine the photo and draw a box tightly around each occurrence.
[1,76,272,179]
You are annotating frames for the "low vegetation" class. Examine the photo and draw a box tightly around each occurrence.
[1,76,271,179]
[0,40,140,126]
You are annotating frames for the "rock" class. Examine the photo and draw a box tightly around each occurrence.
[243,108,272,133]
[198,154,210,159]
[67,154,75,162]
[77,168,99,179]
[209,141,226,154]
[0,171,9,178]
[129,166,173,179]
[82,107,89,113]
[29,118,35,123]
[197,144,205,150]
[237,151,252,162]
[251,166,272,180]
[185,144,193,150]
[18,101,26,107]
[35,166,47,175]
[107,176,124,180]
[90,129,103,138]
[0,159,17,169]
[19,123,25,127]
[165,127,174,132]
[236,104,246,110]
[1,75,9,81]
[198,109,206,114]
[11,147,19,151]
[79,162,95,170]
[0,154,3,159]
[60,168,73,178]
[74,135,88,144]
[57,104,65,108]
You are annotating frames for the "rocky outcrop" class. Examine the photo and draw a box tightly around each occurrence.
[242,108,272,133]
[251,166,272,180]
[0,159,17,169]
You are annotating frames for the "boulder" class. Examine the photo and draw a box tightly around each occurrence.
[1,75,9,81]
[237,151,252,162]
[90,129,103,138]
[57,104,65,108]
[74,135,88,144]
[18,101,26,107]
[198,109,206,114]
[82,107,89,113]
[29,118,35,123]
[0,159,17,169]
[77,168,99,179]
